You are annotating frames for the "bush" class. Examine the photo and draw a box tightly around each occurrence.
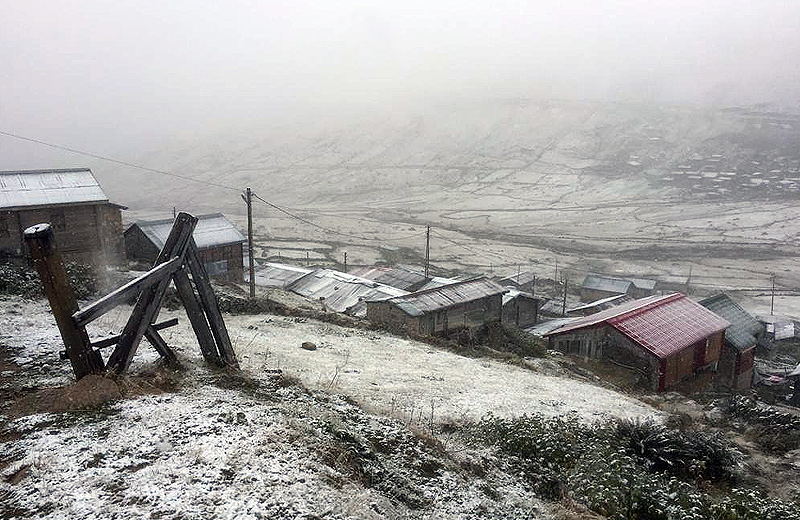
[0,261,100,299]
[726,395,800,454]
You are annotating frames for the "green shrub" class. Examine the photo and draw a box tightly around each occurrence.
[0,261,99,299]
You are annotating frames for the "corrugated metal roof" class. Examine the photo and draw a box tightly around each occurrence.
[384,277,508,317]
[416,276,461,291]
[699,294,762,352]
[567,294,631,315]
[628,278,657,290]
[547,293,729,359]
[502,288,538,306]
[347,266,427,291]
[248,262,312,288]
[0,168,109,209]
[287,269,408,314]
[498,270,537,286]
[581,275,632,294]
[525,318,578,336]
[133,213,246,251]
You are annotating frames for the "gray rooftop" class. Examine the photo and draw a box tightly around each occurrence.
[0,168,111,209]
[287,269,408,315]
[347,266,427,291]
[498,270,537,286]
[248,262,312,288]
[383,277,508,317]
[699,294,762,352]
[133,213,246,251]
[581,275,632,294]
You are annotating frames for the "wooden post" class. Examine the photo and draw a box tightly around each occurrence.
[107,212,197,373]
[24,223,103,379]
[561,274,568,316]
[173,268,221,366]
[771,274,776,315]
[343,252,347,273]
[425,226,430,278]
[185,241,238,368]
[246,187,255,299]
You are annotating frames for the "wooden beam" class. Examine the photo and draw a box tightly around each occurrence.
[90,318,179,350]
[173,267,221,366]
[185,240,238,368]
[107,213,197,373]
[73,256,183,327]
[24,223,103,379]
[143,326,179,367]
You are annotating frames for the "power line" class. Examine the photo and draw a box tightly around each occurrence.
[0,130,241,192]
[251,193,425,243]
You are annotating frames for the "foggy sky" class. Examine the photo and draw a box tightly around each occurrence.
[2,0,800,162]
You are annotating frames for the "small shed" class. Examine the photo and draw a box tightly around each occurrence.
[502,289,540,328]
[366,277,508,336]
[699,294,761,391]
[545,293,730,392]
[0,168,125,266]
[125,213,245,280]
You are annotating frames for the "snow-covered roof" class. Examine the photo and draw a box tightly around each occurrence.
[131,213,246,251]
[383,277,508,317]
[347,266,427,291]
[502,288,539,306]
[249,262,312,288]
[581,275,631,294]
[699,294,762,352]
[287,269,408,314]
[0,168,111,209]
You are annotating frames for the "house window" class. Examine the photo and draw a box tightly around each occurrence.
[204,259,229,276]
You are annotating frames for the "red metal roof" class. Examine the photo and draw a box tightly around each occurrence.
[547,293,730,359]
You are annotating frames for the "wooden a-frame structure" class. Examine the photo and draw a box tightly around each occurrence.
[24,212,238,379]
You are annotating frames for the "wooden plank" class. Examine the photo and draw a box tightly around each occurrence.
[185,241,238,368]
[107,213,197,373]
[90,318,179,349]
[173,267,221,366]
[73,256,183,326]
[24,223,104,379]
[143,326,179,367]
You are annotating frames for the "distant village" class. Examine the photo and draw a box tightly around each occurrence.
[2,167,799,405]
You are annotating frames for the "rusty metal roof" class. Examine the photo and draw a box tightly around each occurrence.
[133,213,246,251]
[699,294,762,352]
[384,277,508,317]
[547,293,730,359]
[0,168,110,209]
[347,266,427,291]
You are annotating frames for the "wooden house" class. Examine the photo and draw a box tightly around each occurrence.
[699,294,760,391]
[501,289,540,328]
[580,275,657,302]
[286,268,408,316]
[366,277,508,336]
[0,168,125,266]
[497,270,537,293]
[545,293,729,392]
[125,213,245,281]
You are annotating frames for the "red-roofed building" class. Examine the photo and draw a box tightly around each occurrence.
[544,293,730,392]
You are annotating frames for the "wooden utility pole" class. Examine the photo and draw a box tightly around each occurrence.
[553,259,558,291]
[771,274,776,315]
[686,265,693,293]
[561,274,568,316]
[424,225,430,278]
[245,188,255,299]
[532,274,536,297]
[344,252,347,273]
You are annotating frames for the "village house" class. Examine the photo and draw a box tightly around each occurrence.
[699,294,760,391]
[755,314,799,355]
[0,168,125,266]
[125,213,245,281]
[545,293,730,392]
[366,277,507,336]
[580,274,657,302]
[501,289,540,328]
[249,262,312,288]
